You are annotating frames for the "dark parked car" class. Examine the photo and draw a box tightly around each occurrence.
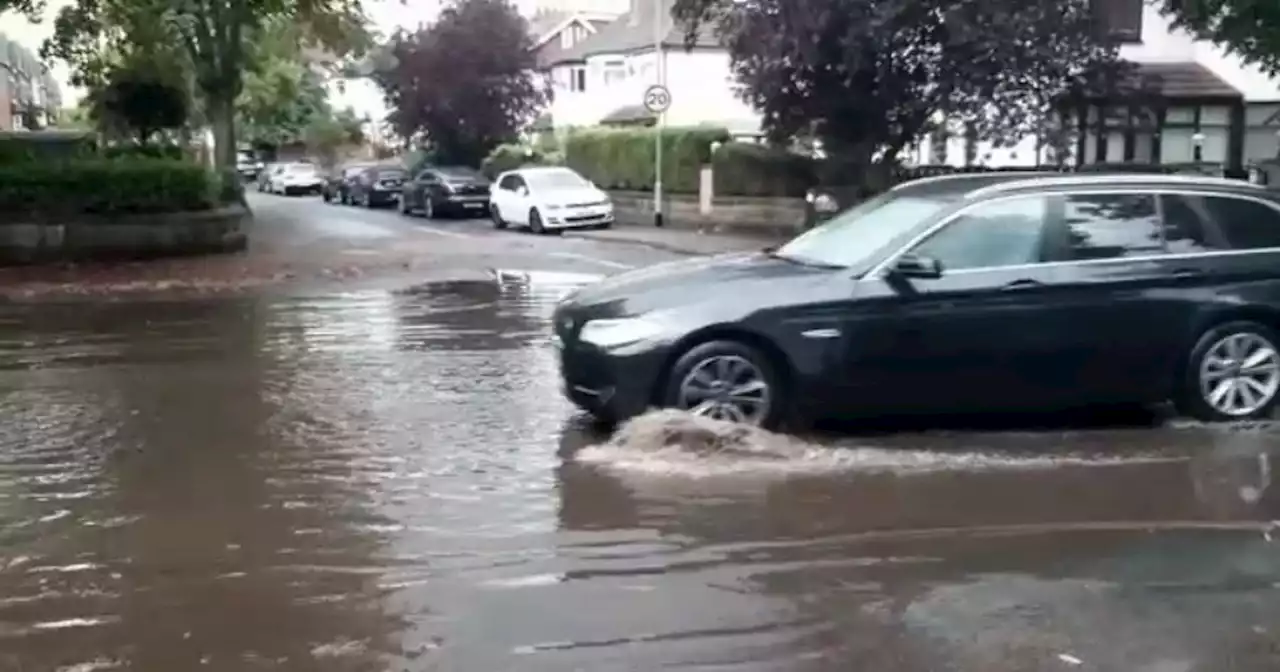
[348,166,408,208]
[399,166,491,218]
[322,163,374,204]
[554,172,1280,429]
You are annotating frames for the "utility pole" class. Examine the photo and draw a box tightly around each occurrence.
[652,0,666,227]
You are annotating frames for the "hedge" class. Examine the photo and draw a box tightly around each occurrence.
[0,158,223,217]
[0,131,97,164]
[711,142,816,197]
[564,126,730,193]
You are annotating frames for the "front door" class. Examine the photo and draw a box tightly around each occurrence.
[843,194,1076,414]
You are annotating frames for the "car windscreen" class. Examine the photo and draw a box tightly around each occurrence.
[773,192,955,269]
[525,169,590,190]
[378,170,406,180]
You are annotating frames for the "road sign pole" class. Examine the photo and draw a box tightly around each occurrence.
[653,0,664,227]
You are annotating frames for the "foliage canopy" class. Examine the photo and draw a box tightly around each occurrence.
[671,0,1126,170]
[373,0,549,166]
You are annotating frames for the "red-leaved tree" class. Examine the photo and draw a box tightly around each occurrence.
[374,0,548,166]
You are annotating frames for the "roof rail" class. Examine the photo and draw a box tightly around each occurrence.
[890,170,1066,191]
[965,172,1263,199]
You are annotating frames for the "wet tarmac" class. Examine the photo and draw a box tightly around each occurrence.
[1,269,1279,671]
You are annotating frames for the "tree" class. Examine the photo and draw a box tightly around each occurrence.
[373,0,548,166]
[43,0,370,169]
[90,59,190,143]
[1160,0,1280,76]
[303,107,365,165]
[670,0,1128,173]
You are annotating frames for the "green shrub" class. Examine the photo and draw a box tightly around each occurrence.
[712,142,816,197]
[0,158,221,216]
[480,143,562,179]
[0,131,97,164]
[564,126,730,193]
[101,143,186,161]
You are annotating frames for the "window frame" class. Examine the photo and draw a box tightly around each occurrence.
[904,193,1058,272]
[1056,191,1165,262]
[1192,193,1280,251]
[872,187,1280,277]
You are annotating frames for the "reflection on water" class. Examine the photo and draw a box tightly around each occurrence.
[0,274,1278,670]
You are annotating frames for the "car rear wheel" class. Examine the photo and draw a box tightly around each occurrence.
[662,340,785,429]
[1179,320,1280,422]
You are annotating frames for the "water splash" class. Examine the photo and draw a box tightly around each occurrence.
[576,409,1175,477]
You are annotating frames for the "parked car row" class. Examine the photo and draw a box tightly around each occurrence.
[312,162,614,233]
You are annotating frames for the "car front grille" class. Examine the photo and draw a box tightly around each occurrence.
[453,185,489,196]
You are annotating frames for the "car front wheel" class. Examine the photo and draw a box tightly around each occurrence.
[662,340,786,429]
[1179,320,1280,422]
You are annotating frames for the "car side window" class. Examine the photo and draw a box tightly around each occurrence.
[417,171,437,182]
[909,196,1050,271]
[498,175,517,190]
[1159,194,1227,253]
[1200,195,1280,249]
[1063,193,1163,260]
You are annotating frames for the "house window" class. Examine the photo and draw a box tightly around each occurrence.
[561,29,572,49]
[570,67,586,92]
[602,58,626,87]
[1092,0,1143,43]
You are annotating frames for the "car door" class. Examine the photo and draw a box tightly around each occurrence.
[1034,190,1200,405]
[842,193,1076,414]
[505,175,532,226]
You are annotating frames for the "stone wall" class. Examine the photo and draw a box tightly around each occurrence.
[0,205,250,264]
[608,190,807,237]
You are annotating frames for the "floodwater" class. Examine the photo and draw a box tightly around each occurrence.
[0,270,1278,671]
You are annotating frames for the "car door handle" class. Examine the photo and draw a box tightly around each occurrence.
[1172,268,1205,280]
[1002,279,1042,290]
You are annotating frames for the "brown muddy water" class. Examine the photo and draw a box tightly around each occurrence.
[0,270,1278,671]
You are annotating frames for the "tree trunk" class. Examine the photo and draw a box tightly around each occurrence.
[207,92,238,170]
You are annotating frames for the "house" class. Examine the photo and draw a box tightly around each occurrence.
[0,31,63,131]
[538,0,761,137]
[914,0,1280,173]
[529,8,623,72]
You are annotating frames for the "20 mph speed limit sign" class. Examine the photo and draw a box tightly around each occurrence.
[643,85,671,113]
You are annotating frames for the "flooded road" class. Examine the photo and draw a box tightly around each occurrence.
[1,272,1278,671]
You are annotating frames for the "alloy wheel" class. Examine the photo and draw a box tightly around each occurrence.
[1198,331,1280,417]
[424,198,434,219]
[676,355,772,424]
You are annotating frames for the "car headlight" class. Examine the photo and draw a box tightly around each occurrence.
[579,316,667,348]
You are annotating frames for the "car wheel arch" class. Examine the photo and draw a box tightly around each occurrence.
[649,325,796,408]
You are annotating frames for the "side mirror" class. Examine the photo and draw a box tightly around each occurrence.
[891,253,944,279]
[517,186,529,197]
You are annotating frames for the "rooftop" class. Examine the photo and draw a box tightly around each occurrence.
[548,0,720,65]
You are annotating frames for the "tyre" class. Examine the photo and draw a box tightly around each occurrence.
[399,194,411,215]
[322,190,331,203]
[1178,320,1280,422]
[423,197,435,220]
[661,339,787,429]
[491,205,507,229]
[529,208,545,234]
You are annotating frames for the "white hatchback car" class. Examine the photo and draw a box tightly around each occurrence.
[489,166,614,233]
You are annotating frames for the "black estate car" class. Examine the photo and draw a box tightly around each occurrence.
[348,166,408,208]
[553,172,1280,428]
[399,165,491,218]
